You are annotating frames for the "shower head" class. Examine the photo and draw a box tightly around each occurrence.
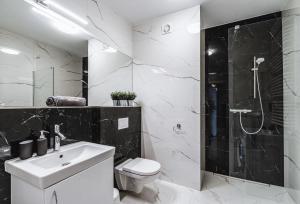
[256,58,265,65]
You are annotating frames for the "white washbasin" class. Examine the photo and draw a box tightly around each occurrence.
[5,141,115,189]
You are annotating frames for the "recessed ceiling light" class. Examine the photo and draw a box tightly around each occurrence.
[0,47,21,55]
[208,48,216,56]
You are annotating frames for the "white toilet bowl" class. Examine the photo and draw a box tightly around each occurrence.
[114,158,161,193]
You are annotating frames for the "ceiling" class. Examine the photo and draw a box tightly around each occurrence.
[0,0,294,56]
[103,0,290,27]
[201,0,290,29]
[0,0,90,57]
[102,0,205,25]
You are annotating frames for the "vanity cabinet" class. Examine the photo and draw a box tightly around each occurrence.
[11,157,113,204]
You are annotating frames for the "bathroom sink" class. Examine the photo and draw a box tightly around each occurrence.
[5,142,115,189]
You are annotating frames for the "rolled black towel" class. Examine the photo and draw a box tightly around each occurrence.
[46,96,86,106]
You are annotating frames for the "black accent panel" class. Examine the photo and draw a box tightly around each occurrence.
[0,106,141,203]
[205,12,284,186]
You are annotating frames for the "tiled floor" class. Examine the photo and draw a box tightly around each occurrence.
[120,173,296,204]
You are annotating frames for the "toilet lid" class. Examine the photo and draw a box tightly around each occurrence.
[123,158,161,176]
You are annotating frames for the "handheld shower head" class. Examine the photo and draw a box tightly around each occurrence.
[256,58,265,65]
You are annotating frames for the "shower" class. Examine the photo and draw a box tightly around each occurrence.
[230,56,265,135]
[205,13,284,187]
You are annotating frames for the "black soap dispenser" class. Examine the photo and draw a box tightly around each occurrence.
[37,130,48,156]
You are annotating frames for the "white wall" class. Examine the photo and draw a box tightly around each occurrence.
[0,29,34,106]
[85,2,202,190]
[283,7,300,203]
[285,0,300,10]
[0,28,82,107]
[132,6,201,190]
[88,39,132,106]
[53,0,132,56]
[34,42,83,106]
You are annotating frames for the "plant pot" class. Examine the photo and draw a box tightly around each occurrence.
[113,100,120,106]
[127,100,134,106]
[120,100,128,106]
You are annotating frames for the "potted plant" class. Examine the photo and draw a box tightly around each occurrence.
[127,92,136,106]
[119,92,128,106]
[111,91,121,106]
[111,91,137,106]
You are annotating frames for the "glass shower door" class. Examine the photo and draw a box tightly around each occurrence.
[228,17,284,186]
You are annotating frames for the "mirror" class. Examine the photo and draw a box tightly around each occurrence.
[0,0,90,107]
[0,0,133,108]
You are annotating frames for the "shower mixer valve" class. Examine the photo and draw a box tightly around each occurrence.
[229,109,252,114]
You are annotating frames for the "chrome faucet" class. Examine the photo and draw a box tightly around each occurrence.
[54,124,66,151]
[0,132,11,157]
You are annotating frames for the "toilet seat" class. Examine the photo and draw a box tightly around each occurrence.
[122,158,161,176]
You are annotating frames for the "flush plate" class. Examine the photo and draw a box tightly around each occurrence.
[118,117,129,130]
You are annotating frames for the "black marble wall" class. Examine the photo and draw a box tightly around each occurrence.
[82,57,88,103]
[0,106,141,203]
[98,107,141,166]
[205,13,284,186]
[205,25,230,176]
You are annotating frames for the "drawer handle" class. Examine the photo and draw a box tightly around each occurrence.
[53,190,58,204]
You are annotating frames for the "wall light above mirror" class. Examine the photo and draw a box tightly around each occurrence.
[42,0,89,25]
[0,47,21,55]
[23,0,91,36]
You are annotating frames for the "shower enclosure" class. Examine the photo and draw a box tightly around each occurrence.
[205,13,284,186]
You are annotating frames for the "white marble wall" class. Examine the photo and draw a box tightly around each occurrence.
[34,42,83,106]
[0,28,82,107]
[0,28,35,106]
[51,0,132,56]
[285,0,300,10]
[132,6,201,190]
[282,7,300,203]
[88,38,133,106]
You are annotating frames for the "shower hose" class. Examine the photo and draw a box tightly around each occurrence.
[239,69,264,134]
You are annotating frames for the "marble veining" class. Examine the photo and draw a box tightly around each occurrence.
[205,13,284,186]
[133,61,200,82]
[85,0,132,56]
[0,28,83,107]
[88,39,133,106]
[89,0,104,20]
[132,6,201,190]
[284,155,300,171]
[283,7,300,203]
[0,106,141,204]
[121,173,295,204]
[86,15,120,48]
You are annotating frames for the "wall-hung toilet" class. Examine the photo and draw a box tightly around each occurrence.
[115,158,161,193]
